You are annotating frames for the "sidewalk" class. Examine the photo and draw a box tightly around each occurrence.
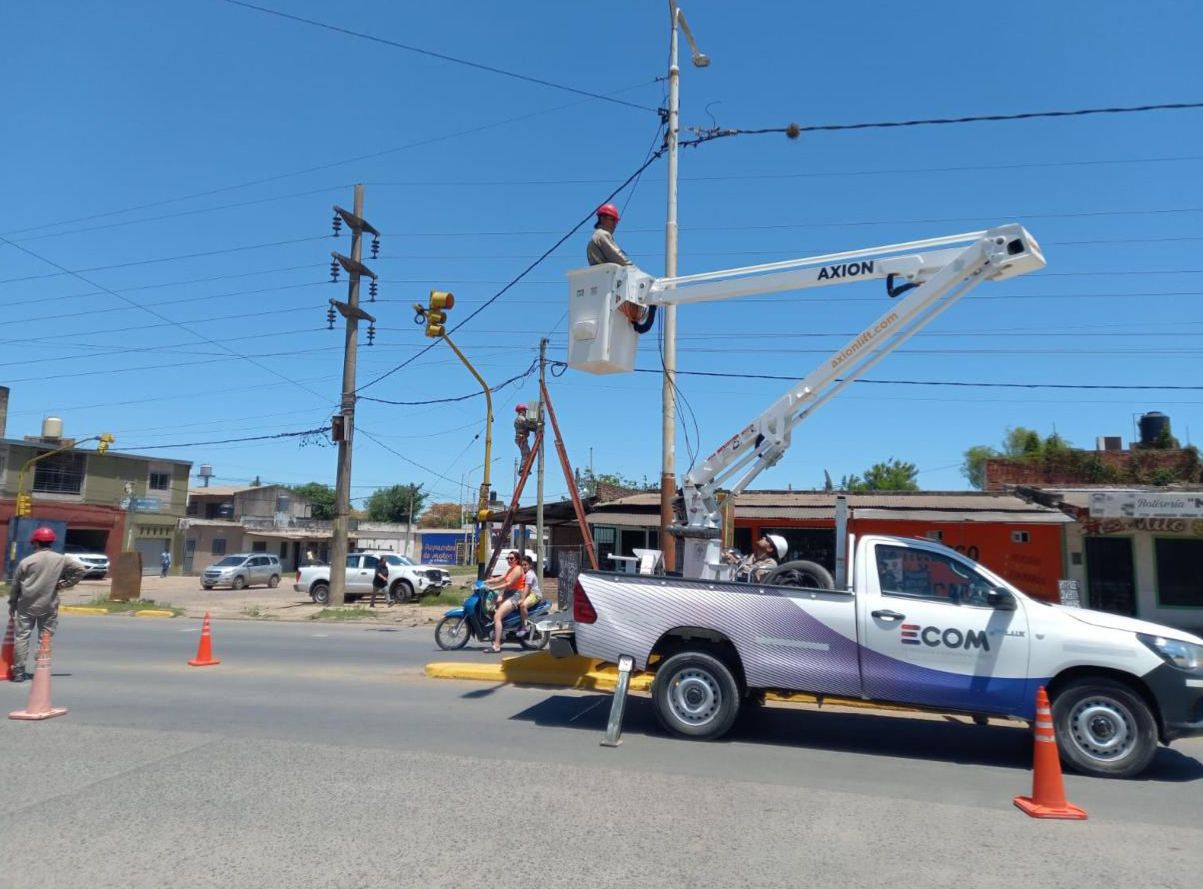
[60,574,464,625]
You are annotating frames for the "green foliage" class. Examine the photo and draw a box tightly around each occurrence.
[581,470,657,494]
[961,445,997,490]
[365,484,427,523]
[840,458,919,492]
[419,502,463,528]
[289,482,337,520]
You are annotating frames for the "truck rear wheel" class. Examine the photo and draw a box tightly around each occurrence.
[766,560,834,589]
[1051,678,1159,778]
[652,651,740,740]
[310,582,330,605]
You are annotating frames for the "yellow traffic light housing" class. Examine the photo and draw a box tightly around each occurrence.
[97,432,115,454]
[15,493,31,517]
[425,290,454,337]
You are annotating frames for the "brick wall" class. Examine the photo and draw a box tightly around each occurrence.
[984,449,1197,490]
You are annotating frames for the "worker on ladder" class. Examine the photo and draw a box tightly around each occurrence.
[514,404,538,462]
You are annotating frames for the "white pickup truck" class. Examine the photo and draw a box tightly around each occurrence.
[294,552,452,605]
[555,534,1203,779]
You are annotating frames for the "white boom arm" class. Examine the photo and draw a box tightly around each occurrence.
[565,223,1046,579]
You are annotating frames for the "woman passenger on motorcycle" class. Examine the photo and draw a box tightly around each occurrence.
[483,550,525,653]
[515,554,541,635]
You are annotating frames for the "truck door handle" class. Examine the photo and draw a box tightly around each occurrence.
[871,609,906,622]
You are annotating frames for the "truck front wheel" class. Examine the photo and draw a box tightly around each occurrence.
[652,651,741,740]
[1051,678,1159,778]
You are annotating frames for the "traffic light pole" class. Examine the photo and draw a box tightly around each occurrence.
[329,184,378,607]
[412,292,494,581]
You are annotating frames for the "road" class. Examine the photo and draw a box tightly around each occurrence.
[2,616,1201,888]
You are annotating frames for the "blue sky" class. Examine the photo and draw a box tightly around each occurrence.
[3,1,1200,511]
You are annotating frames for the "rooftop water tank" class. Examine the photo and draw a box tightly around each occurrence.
[1138,411,1170,446]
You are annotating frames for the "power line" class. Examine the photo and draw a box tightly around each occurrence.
[123,426,332,451]
[0,235,329,285]
[359,360,537,406]
[0,235,332,402]
[613,366,1203,390]
[218,0,657,114]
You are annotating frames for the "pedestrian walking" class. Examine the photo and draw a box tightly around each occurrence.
[7,527,85,682]
[369,555,391,608]
[160,548,171,577]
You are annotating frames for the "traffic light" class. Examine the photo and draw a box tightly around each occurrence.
[15,493,32,517]
[425,290,455,338]
[97,432,115,454]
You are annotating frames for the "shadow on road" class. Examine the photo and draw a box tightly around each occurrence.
[511,692,1203,782]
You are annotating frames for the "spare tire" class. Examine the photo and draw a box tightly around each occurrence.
[766,560,835,589]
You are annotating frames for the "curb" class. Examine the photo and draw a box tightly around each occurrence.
[60,606,108,616]
[134,610,176,618]
[426,652,653,692]
[425,652,940,716]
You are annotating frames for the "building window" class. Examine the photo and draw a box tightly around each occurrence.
[149,471,171,491]
[32,452,85,494]
[212,538,227,556]
[1155,538,1203,608]
[251,541,267,552]
[926,530,944,542]
[1011,531,1031,543]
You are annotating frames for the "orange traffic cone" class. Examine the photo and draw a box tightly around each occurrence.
[9,630,67,721]
[1014,686,1087,820]
[188,612,221,667]
[0,616,14,682]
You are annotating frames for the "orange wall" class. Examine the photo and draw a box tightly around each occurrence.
[850,519,1062,601]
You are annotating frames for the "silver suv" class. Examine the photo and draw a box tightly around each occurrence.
[201,553,282,590]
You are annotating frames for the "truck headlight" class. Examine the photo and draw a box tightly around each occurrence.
[1138,634,1203,671]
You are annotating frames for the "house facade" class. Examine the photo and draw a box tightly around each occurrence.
[0,433,190,576]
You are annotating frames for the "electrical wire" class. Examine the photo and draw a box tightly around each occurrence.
[359,360,537,406]
[123,426,332,451]
[219,0,658,114]
[354,134,672,395]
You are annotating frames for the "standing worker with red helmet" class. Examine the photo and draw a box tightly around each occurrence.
[587,203,632,267]
[6,527,85,682]
[514,404,538,463]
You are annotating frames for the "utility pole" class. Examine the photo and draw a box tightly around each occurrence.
[327,184,379,607]
[660,2,709,573]
[406,484,421,557]
[536,337,548,585]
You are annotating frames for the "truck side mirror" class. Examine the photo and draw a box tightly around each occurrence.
[987,588,1017,611]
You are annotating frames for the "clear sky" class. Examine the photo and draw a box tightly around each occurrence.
[3,0,1200,512]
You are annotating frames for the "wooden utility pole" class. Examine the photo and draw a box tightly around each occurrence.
[328,184,378,606]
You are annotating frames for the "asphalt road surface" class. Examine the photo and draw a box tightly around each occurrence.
[2,616,1201,889]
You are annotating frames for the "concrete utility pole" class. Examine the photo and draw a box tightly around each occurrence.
[659,1,709,573]
[328,184,378,606]
[536,337,548,585]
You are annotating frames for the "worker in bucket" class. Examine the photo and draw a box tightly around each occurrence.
[7,527,85,682]
[514,404,538,462]
[586,203,631,267]
[724,533,787,583]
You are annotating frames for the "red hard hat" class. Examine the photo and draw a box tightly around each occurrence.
[30,526,56,544]
[596,203,620,221]
[516,403,527,412]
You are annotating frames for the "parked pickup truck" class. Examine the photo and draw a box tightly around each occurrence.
[295,552,452,605]
[552,534,1203,779]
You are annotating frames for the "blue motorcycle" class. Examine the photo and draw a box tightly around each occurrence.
[434,581,552,651]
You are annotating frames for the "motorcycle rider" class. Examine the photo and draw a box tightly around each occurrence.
[724,534,787,583]
[482,550,525,653]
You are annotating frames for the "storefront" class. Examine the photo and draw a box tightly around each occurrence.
[1055,488,1203,631]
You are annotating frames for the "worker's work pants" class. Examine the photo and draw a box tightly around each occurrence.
[12,610,57,675]
[516,435,530,462]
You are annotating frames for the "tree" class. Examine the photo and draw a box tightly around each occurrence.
[962,426,1055,490]
[289,482,336,520]
[580,469,657,494]
[839,458,919,492]
[419,502,463,528]
[365,484,427,523]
